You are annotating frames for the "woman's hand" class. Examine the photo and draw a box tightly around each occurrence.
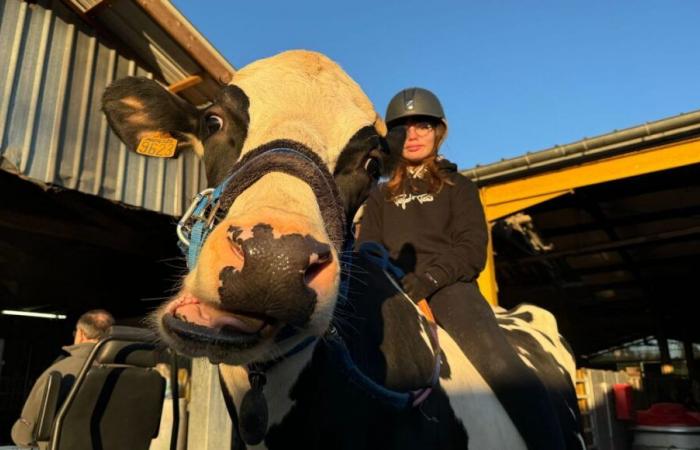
[401,272,440,302]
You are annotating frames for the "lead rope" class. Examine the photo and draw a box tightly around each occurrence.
[235,239,441,445]
[238,336,317,445]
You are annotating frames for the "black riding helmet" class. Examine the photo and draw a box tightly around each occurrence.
[385,87,449,148]
[385,87,445,125]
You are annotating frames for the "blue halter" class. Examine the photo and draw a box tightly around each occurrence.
[176,146,345,269]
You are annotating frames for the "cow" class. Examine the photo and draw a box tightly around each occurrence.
[102,50,583,449]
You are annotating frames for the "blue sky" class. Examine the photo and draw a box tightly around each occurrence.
[172,1,700,169]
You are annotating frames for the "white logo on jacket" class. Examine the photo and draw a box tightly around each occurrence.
[392,193,434,210]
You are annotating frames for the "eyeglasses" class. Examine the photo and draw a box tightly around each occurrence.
[406,121,435,137]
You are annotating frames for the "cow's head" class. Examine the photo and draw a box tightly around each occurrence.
[103,51,386,364]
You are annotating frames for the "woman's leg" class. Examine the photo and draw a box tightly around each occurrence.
[429,282,567,450]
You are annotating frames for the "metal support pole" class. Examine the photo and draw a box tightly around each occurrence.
[657,333,671,366]
[683,338,697,382]
[187,358,232,450]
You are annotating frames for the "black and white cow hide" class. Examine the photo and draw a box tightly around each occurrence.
[101,50,583,450]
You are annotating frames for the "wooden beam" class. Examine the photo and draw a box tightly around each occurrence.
[510,225,700,263]
[480,138,700,221]
[133,0,234,84]
[168,74,203,94]
[84,0,112,16]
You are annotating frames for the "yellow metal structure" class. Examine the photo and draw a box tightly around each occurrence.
[476,223,499,305]
[475,137,700,305]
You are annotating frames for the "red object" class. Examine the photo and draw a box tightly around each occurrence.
[635,403,700,426]
[613,383,634,420]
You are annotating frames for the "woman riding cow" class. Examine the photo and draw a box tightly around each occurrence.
[101,51,581,449]
[357,87,568,449]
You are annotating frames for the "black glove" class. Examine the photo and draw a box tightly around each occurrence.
[401,272,440,303]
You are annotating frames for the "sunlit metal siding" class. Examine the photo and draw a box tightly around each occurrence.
[0,0,207,216]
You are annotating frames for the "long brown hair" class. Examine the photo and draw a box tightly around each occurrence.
[385,122,453,199]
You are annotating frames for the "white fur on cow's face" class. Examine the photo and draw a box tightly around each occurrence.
[232,51,383,169]
[157,51,381,365]
[158,174,338,365]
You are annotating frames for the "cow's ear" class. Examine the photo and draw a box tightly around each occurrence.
[102,77,203,157]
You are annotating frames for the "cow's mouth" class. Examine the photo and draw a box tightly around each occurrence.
[161,294,280,356]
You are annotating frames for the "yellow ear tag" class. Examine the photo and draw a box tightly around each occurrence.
[136,131,178,158]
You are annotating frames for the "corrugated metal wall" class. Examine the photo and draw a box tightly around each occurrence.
[0,0,207,216]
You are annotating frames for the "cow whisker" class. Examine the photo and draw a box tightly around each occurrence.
[338,271,368,287]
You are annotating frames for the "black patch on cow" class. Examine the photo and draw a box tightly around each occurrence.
[560,334,576,361]
[438,350,451,379]
[227,225,243,242]
[102,77,200,153]
[508,310,534,323]
[428,282,571,450]
[218,140,346,252]
[502,328,583,450]
[496,317,515,326]
[333,126,386,224]
[533,327,556,347]
[202,85,251,186]
[218,223,327,326]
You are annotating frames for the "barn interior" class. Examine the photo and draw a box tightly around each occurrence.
[468,113,700,419]
[0,170,185,439]
[1,0,699,447]
[0,0,234,442]
[491,162,700,362]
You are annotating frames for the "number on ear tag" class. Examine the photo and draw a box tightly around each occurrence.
[136,132,178,158]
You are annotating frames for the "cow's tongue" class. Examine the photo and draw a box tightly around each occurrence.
[174,299,265,334]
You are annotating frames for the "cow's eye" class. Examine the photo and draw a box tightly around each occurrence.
[205,114,223,135]
[363,156,381,179]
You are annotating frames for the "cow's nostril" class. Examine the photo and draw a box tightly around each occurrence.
[308,248,331,266]
[304,257,332,286]
[229,240,244,261]
[304,240,332,286]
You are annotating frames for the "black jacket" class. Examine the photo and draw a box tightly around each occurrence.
[357,160,488,289]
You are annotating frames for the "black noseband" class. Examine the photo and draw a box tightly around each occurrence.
[218,140,346,252]
[177,141,347,268]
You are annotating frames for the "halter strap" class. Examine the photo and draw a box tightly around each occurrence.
[177,144,346,269]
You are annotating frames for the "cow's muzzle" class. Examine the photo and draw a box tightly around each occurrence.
[217,223,331,326]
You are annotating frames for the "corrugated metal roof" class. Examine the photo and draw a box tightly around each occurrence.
[63,0,236,106]
[462,109,700,186]
[0,0,207,215]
